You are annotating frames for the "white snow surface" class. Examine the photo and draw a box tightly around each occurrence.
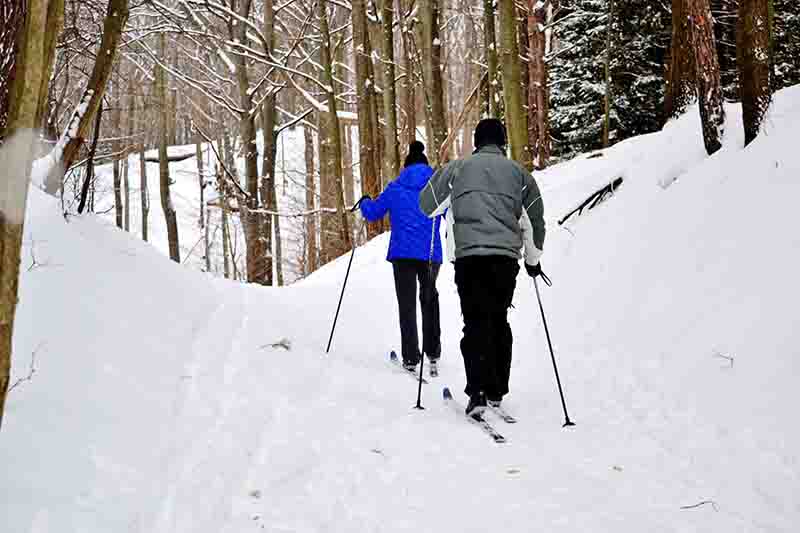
[4,86,800,532]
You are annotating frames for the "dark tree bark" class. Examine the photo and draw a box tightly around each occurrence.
[352,0,382,237]
[77,102,104,214]
[737,0,773,145]
[484,0,501,117]
[303,124,318,274]
[666,0,696,120]
[157,32,180,262]
[499,0,529,166]
[527,0,551,169]
[400,0,417,144]
[421,0,447,164]
[380,0,400,179]
[319,2,351,264]
[688,0,726,154]
[56,0,129,181]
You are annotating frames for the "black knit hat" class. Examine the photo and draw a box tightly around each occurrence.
[474,118,507,150]
[403,140,429,168]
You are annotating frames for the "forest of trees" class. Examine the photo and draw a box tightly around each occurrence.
[1,0,799,426]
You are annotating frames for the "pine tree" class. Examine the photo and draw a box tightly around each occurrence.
[550,0,608,157]
[614,0,670,138]
[773,0,800,90]
[688,0,726,155]
[737,0,773,145]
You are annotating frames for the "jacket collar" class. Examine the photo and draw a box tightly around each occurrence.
[474,144,506,156]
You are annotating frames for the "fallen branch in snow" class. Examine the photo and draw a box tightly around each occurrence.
[680,500,719,512]
[8,343,45,393]
[260,338,292,351]
[558,177,623,226]
[713,352,734,368]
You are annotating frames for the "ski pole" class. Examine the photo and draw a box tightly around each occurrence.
[325,197,367,354]
[414,219,437,409]
[533,277,575,427]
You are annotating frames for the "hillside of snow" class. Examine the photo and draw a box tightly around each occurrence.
[3,86,800,532]
[90,125,350,284]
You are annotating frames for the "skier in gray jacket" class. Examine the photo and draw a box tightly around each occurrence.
[419,118,547,417]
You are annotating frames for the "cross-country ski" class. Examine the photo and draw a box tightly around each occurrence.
[389,350,428,384]
[443,387,506,443]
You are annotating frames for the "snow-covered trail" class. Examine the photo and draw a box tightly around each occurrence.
[4,87,800,533]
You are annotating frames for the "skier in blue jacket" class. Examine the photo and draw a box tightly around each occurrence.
[359,141,443,375]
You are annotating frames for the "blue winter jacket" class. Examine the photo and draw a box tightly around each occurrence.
[360,164,443,263]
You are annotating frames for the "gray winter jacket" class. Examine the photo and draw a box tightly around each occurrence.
[418,144,545,266]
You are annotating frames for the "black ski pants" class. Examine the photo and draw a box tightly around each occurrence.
[454,255,519,401]
[392,259,441,365]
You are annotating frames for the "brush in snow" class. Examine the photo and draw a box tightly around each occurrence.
[389,351,429,384]
[443,387,505,444]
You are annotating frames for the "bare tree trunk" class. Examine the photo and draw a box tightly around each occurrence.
[230,0,267,285]
[139,134,149,242]
[463,9,477,155]
[220,177,232,279]
[737,0,773,145]
[484,0,501,117]
[123,76,133,232]
[304,123,318,274]
[602,0,615,148]
[54,0,129,183]
[666,0,696,120]
[688,0,726,154]
[499,0,529,166]
[319,2,351,264]
[112,77,123,229]
[0,131,36,430]
[77,102,104,214]
[342,125,355,205]
[517,2,531,145]
[157,33,180,262]
[261,0,278,285]
[195,133,205,229]
[421,0,448,164]
[401,0,417,144]
[527,0,550,169]
[380,0,401,179]
[1,1,50,426]
[352,0,382,237]
[5,0,63,138]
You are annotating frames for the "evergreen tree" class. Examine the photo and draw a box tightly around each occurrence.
[550,0,608,158]
[711,0,741,101]
[550,0,669,158]
[773,0,800,90]
[613,1,670,139]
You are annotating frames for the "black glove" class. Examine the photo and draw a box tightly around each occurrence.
[525,262,552,286]
[352,194,371,212]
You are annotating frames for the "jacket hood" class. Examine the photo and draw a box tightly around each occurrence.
[396,163,433,191]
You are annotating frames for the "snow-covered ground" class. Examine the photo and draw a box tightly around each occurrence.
[91,125,327,284]
[3,86,800,532]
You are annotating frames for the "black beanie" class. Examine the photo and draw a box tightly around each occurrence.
[473,118,507,150]
[403,140,429,168]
